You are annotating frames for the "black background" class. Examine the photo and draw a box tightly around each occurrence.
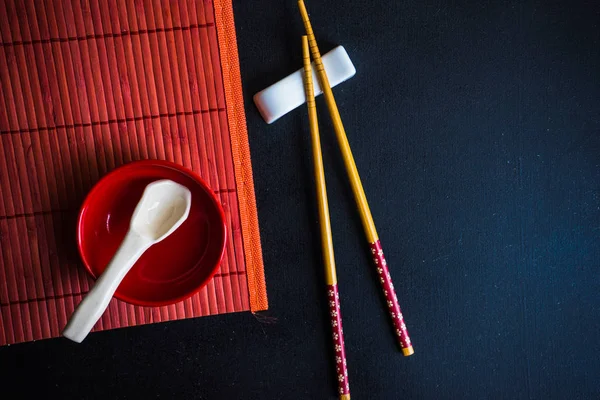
[1,1,599,399]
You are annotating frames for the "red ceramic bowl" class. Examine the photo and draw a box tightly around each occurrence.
[77,160,226,307]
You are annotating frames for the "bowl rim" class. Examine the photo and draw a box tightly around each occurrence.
[76,159,227,307]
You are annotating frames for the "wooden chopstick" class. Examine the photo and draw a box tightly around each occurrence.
[302,35,351,400]
[298,0,414,356]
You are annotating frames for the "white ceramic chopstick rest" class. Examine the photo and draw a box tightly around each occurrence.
[253,45,356,124]
[63,180,192,343]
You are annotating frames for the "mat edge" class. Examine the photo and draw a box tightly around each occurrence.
[214,0,268,311]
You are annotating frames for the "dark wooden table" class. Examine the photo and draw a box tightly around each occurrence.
[1,1,599,398]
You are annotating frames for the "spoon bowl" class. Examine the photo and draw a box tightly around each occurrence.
[131,180,192,241]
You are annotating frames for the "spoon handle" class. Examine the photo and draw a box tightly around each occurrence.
[63,232,150,343]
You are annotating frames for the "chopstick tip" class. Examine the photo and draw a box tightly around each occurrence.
[402,346,415,356]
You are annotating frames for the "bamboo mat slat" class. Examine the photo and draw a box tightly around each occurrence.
[0,0,267,346]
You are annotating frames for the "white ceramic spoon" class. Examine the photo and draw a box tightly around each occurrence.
[63,179,192,343]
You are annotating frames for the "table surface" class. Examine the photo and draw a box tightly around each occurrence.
[1,1,599,399]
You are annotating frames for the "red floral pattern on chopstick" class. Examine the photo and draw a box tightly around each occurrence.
[327,284,350,397]
[370,240,413,354]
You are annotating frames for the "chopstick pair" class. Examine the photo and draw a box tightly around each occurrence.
[298,2,413,394]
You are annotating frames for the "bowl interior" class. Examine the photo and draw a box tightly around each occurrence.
[78,161,226,306]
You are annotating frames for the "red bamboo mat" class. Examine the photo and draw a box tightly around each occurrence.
[0,0,267,346]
